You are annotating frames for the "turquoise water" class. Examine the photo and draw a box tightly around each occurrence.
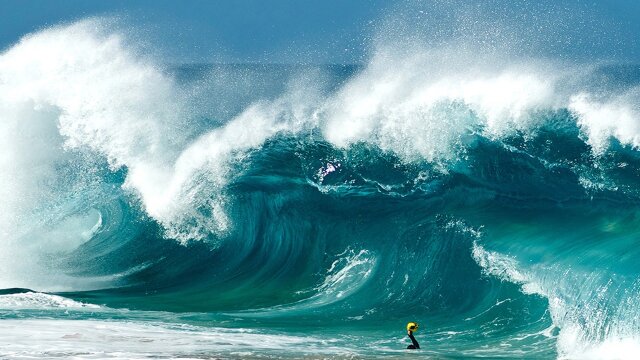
[2,19,640,359]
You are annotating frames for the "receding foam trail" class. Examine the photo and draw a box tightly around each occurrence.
[0,319,359,359]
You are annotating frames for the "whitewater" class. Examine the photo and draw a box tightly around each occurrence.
[2,17,640,359]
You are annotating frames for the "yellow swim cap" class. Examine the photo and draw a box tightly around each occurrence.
[407,322,419,332]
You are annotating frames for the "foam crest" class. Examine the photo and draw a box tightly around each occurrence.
[0,21,177,216]
[0,19,328,262]
[321,45,640,167]
[322,48,560,162]
[151,75,322,243]
[570,90,640,154]
[0,20,189,288]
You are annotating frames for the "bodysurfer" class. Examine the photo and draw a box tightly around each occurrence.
[406,322,420,349]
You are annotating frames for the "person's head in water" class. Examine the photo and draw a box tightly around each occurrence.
[406,322,420,349]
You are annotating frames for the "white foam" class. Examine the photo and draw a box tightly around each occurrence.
[0,20,186,288]
[321,47,562,162]
[472,242,640,360]
[0,319,358,359]
[320,44,640,169]
[558,331,640,360]
[0,292,100,309]
[569,91,640,154]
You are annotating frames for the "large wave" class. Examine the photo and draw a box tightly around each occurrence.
[2,17,640,359]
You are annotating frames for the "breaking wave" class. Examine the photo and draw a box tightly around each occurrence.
[2,18,640,359]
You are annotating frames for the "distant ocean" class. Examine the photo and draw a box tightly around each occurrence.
[2,19,640,359]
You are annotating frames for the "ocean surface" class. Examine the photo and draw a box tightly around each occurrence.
[2,20,640,359]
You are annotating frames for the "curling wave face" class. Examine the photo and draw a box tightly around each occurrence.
[2,19,640,359]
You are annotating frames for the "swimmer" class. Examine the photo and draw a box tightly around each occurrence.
[406,322,420,349]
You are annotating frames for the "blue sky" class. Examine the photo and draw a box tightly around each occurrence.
[0,0,638,64]
[0,0,390,63]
